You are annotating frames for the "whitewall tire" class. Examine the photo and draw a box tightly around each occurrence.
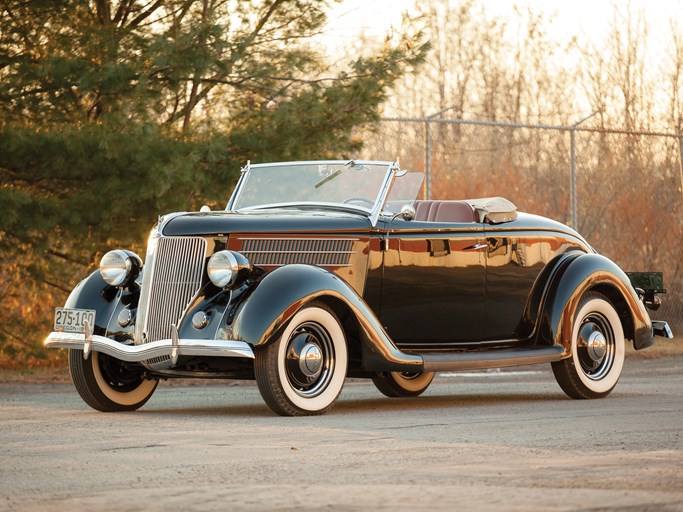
[552,292,625,399]
[372,371,435,397]
[255,302,347,416]
[69,349,158,411]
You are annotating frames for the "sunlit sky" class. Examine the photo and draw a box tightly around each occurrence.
[323,0,683,55]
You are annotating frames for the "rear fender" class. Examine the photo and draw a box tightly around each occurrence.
[518,251,582,340]
[539,253,653,354]
[230,264,422,371]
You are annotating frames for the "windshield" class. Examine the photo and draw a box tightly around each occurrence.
[384,171,425,214]
[228,160,424,223]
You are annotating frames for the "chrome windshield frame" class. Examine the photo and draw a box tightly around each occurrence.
[226,161,250,211]
[369,161,400,227]
[225,160,401,227]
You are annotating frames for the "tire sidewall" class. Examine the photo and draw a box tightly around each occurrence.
[276,306,347,412]
[91,353,158,407]
[571,297,625,394]
[389,372,435,393]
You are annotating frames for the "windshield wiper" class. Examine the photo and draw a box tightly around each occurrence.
[314,169,342,189]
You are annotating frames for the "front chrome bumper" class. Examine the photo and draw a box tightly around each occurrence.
[44,331,255,365]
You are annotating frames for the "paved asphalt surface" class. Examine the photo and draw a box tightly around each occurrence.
[1,356,682,511]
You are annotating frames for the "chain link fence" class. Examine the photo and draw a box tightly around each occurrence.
[359,117,683,333]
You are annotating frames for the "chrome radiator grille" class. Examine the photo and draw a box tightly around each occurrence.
[136,237,206,366]
[239,238,356,267]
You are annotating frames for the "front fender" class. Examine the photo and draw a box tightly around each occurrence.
[64,270,126,337]
[230,264,422,370]
[541,253,653,354]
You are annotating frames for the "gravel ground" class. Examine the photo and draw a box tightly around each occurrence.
[2,355,682,511]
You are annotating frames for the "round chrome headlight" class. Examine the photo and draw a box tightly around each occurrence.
[100,250,140,287]
[207,250,252,289]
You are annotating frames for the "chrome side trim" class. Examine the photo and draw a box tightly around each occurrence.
[44,332,255,362]
[465,243,488,251]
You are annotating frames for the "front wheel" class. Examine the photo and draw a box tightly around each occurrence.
[552,292,625,399]
[372,371,435,397]
[69,349,158,411]
[255,302,348,416]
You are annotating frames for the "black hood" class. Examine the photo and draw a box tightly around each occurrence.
[161,209,373,236]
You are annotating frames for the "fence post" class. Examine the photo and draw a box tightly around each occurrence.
[425,119,431,200]
[679,136,683,202]
[569,111,600,230]
[425,107,457,200]
[570,128,577,229]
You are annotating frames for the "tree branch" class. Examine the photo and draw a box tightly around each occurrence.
[47,248,91,267]
[249,0,287,44]
[113,0,132,25]
[0,326,34,348]
[41,278,72,294]
[127,0,166,30]
[95,0,112,24]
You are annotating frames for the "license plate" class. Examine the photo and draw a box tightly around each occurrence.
[54,308,96,333]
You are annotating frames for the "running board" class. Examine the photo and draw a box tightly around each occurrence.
[421,346,564,372]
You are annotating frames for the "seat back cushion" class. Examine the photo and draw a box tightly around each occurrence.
[413,200,477,223]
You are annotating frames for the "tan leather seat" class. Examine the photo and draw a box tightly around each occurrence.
[413,200,477,223]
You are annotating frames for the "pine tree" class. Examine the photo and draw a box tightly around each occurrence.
[0,0,428,365]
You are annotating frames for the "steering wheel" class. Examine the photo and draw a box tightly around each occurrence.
[342,196,374,207]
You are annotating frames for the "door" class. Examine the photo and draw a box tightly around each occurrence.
[378,228,487,348]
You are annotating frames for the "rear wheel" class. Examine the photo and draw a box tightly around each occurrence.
[373,371,435,397]
[255,302,348,416]
[552,292,625,399]
[69,349,158,412]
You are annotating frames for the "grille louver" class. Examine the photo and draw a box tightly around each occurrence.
[239,238,356,267]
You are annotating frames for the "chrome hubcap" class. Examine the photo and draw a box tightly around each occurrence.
[299,343,323,378]
[284,322,334,398]
[576,314,615,380]
[587,331,607,361]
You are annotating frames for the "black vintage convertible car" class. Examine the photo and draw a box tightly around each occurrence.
[45,160,672,415]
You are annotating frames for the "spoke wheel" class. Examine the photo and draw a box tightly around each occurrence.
[373,371,435,397]
[255,302,347,416]
[552,292,625,399]
[69,349,158,412]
